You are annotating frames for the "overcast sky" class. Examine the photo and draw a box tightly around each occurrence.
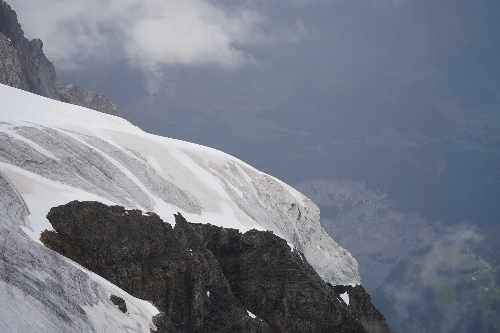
[8,0,500,130]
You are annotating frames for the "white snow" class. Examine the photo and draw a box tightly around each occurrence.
[340,292,350,305]
[0,84,361,331]
[247,310,256,318]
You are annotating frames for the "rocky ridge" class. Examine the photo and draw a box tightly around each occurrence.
[58,84,122,117]
[0,0,121,116]
[41,200,396,333]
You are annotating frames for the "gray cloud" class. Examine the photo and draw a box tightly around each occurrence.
[10,0,306,73]
[380,226,482,333]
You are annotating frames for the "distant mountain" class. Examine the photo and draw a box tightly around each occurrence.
[295,179,436,293]
[0,0,121,116]
[42,201,396,333]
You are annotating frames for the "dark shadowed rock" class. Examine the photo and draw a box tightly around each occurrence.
[189,222,368,333]
[42,200,396,333]
[110,295,127,313]
[152,312,178,333]
[58,84,122,117]
[41,201,272,333]
[346,285,397,333]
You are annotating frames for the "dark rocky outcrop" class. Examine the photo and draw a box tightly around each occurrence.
[41,201,272,333]
[152,312,178,333]
[0,0,58,99]
[58,84,122,117]
[110,295,127,313]
[41,200,396,333]
[345,285,397,333]
[188,222,366,333]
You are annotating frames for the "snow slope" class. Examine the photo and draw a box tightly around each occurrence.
[0,84,360,330]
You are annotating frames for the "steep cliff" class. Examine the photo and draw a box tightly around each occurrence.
[42,200,395,333]
[0,0,122,117]
[42,201,271,333]
[0,0,59,99]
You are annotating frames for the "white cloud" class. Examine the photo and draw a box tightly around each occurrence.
[9,0,278,71]
[124,0,262,70]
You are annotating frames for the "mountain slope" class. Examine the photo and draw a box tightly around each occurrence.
[0,84,370,331]
[0,83,359,286]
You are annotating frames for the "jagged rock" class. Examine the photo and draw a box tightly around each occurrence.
[41,201,273,333]
[189,222,367,333]
[346,285,397,333]
[0,1,122,117]
[58,84,122,117]
[41,200,397,333]
[110,295,127,313]
[152,313,178,333]
[0,0,59,99]
[0,32,22,88]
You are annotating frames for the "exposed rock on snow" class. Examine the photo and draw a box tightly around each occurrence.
[41,201,391,333]
[110,295,127,313]
[58,84,122,117]
[42,202,275,333]
[188,219,368,332]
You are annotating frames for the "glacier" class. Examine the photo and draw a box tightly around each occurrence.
[0,84,360,331]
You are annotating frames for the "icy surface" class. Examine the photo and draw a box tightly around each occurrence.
[0,84,360,330]
[340,292,350,306]
[0,229,158,332]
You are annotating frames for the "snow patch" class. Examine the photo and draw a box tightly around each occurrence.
[340,292,350,306]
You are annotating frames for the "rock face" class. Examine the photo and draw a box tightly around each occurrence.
[344,285,397,333]
[42,201,396,333]
[58,84,122,117]
[0,0,122,117]
[42,201,273,333]
[189,222,366,333]
[0,0,59,99]
[0,32,22,88]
